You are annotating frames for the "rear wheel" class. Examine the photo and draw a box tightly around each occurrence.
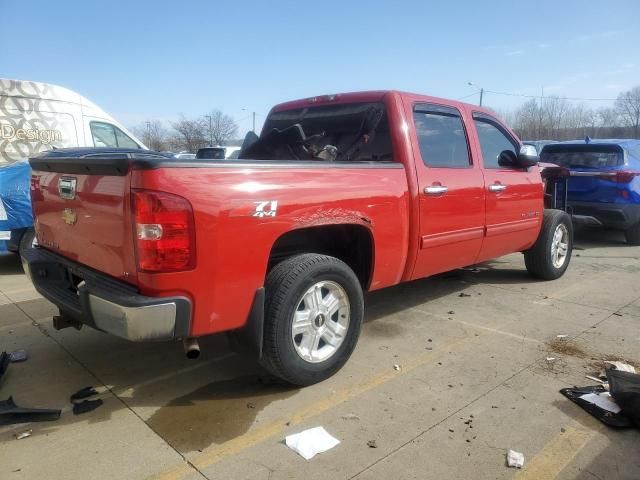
[525,210,573,280]
[261,254,363,386]
[624,222,640,246]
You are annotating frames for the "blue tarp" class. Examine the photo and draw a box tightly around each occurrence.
[0,161,32,252]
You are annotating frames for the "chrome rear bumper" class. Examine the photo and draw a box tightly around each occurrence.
[22,246,191,341]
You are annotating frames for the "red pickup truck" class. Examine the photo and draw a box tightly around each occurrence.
[25,91,573,386]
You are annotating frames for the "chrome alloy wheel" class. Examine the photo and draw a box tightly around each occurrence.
[291,280,350,363]
[551,224,569,268]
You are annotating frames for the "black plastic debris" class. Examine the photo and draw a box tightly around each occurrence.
[0,397,61,426]
[70,386,98,402]
[9,350,28,363]
[72,399,103,415]
[608,369,640,428]
[560,385,633,428]
[0,352,9,383]
[560,371,640,430]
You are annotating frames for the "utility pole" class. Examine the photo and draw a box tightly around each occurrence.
[243,108,257,132]
[145,120,151,145]
[205,115,213,146]
[467,82,484,106]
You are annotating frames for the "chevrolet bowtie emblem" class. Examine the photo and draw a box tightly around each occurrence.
[62,208,77,225]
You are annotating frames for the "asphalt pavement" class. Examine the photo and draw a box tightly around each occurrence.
[1,227,639,479]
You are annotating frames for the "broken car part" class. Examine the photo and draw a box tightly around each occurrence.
[0,397,61,426]
[560,385,633,428]
[72,399,103,415]
[70,386,98,402]
[608,369,640,428]
[9,349,28,362]
[0,352,10,383]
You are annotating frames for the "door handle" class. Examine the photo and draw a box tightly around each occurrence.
[488,184,507,193]
[424,185,448,195]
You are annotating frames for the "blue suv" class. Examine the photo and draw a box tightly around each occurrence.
[540,139,640,245]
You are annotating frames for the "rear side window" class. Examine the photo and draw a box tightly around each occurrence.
[473,119,518,169]
[541,145,624,168]
[413,105,470,168]
[90,122,139,149]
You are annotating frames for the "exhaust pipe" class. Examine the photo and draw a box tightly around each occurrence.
[183,338,200,359]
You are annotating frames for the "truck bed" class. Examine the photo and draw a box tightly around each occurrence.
[29,151,411,336]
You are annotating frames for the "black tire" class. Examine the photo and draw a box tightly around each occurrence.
[524,210,573,280]
[261,254,364,386]
[624,222,640,246]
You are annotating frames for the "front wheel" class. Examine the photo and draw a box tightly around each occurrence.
[261,254,364,386]
[524,210,573,280]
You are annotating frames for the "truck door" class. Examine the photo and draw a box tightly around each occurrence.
[410,103,486,279]
[471,113,543,261]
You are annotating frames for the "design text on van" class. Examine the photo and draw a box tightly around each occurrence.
[0,124,62,144]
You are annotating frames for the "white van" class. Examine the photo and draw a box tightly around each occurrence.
[0,78,146,253]
[0,78,145,164]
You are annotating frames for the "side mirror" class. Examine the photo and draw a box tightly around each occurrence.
[517,144,539,167]
[497,146,539,169]
[497,149,518,168]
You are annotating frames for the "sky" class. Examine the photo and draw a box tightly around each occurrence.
[2,0,639,135]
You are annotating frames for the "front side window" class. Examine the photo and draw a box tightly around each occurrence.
[91,122,139,148]
[413,106,470,168]
[473,119,518,169]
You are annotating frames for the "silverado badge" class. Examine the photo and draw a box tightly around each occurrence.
[62,208,77,225]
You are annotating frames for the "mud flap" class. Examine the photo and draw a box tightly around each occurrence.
[227,288,265,359]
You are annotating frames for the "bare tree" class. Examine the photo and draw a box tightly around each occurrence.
[204,110,238,146]
[171,116,208,153]
[131,120,169,151]
[616,86,640,138]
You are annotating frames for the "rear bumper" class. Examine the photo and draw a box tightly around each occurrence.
[569,201,640,230]
[22,246,191,341]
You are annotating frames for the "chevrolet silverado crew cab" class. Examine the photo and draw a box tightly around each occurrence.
[25,91,573,386]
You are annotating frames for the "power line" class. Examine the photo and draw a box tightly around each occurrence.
[483,89,616,102]
[457,92,479,100]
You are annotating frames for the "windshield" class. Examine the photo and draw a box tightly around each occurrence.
[540,145,624,169]
[196,147,225,159]
[243,102,393,162]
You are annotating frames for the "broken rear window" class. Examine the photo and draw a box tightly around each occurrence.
[246,102,393,162]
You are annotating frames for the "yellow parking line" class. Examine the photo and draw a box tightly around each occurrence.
[514,417,601,480]
[151,334,473,480]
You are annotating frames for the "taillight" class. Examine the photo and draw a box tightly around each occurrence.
[131,189,196,272]
[597,170,640,183]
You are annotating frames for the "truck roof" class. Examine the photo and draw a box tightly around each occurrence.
[271,90,496,116]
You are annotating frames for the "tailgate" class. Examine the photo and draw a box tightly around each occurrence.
[30,153,137,283]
